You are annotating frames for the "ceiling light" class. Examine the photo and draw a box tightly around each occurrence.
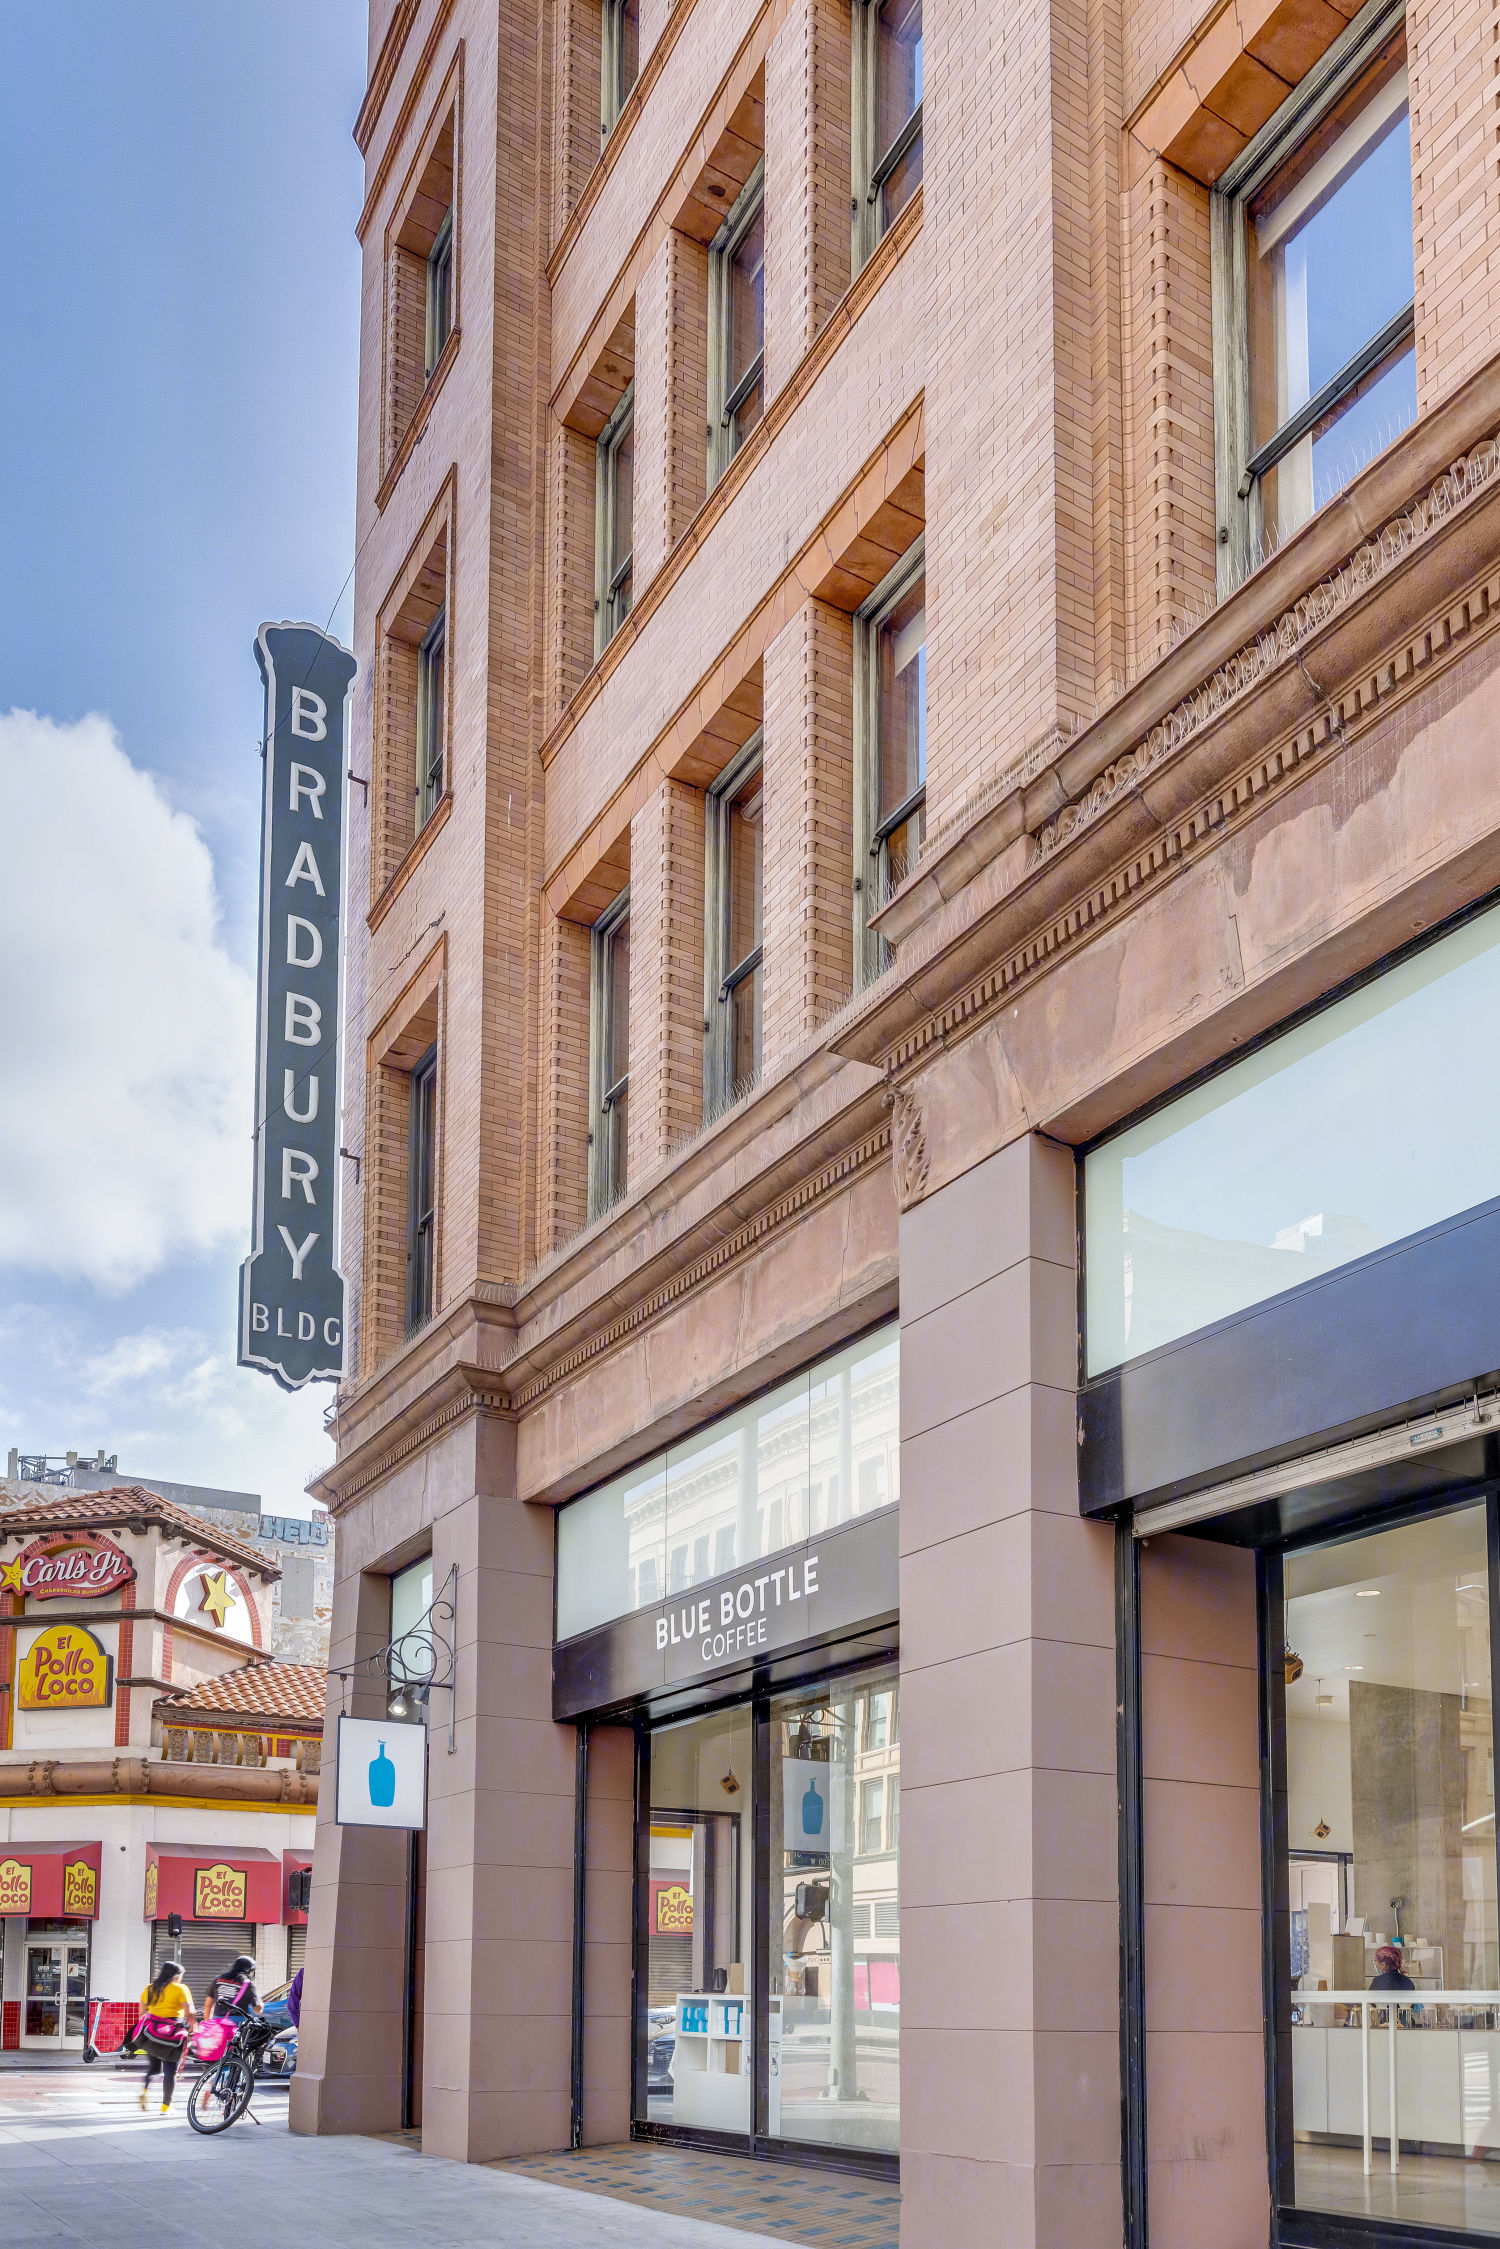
[1343,1665,1364,1672]
[1356,1590,1381,1598]
[1464,1812,1496,1832]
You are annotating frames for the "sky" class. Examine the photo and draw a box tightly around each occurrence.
[0,6,367,1513]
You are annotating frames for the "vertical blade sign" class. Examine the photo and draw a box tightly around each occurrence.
[239,621,358,1390]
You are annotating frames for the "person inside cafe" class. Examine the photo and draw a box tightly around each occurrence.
[1369,1944,1415,1991]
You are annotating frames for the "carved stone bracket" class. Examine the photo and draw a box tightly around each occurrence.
[886,1082,930,1209]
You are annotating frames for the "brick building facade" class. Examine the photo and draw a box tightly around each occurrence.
[298,1,1500,2243]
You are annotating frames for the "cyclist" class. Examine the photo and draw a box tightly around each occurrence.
[134,1959,196,2114]
[205,1954,262,2021]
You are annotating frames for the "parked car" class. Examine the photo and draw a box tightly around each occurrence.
[256,2023,298,2079]
[645,2005,675,2095]
[258,1977,298,2032]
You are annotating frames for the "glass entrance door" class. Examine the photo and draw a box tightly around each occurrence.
[1278,1498,1500,2234]
[639,1707,752,2132]
[22,1940,88,2047]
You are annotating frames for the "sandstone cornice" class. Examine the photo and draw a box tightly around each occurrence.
[839,359,1500,1082]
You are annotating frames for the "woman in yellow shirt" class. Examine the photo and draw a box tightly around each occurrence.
[135,1961,195,2113]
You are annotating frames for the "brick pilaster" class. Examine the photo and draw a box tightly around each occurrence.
[627,779,706,1173]
[1125,161,1216,677]
[763,0,852,403]
[539,910,592,1252]
[553,0,603,239]
[633,230,709,590]
[545,418,598,721]
[760,599,854,1071]
[925,0,1103,811]
[1410,0,1500,411]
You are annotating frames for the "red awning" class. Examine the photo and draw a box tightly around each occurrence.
[282,1847,312,1926]
[143,1841,281,1926]
[0,1840,103,1920]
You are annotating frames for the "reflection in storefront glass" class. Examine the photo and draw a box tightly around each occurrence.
[1084,902,1500,1374]
[556,1322,900,1639]
[641,1707,753,2132]
[767,1665,899,2152]
[1284,1503,1500,2230]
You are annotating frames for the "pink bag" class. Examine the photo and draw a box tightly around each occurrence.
[190,2018,234,2065]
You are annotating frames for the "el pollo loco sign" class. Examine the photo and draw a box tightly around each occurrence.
[1,1533,133,1603]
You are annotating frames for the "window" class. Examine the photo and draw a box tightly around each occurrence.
[708,162,765,483]
[855,537,925,979]
[388,1554,435,1716]
[416,607,446,832]
[768,1666,901,2151]
[405,1046,437,1335]
[596,383,635,653]
[555,1319,898,1639]
[1212,0,1413,585]
[373,501,451,894]
[1277,1501,1497,2229]
[383,109,457,471]
[704,735,763,1109]
[640,1707,751,2132]
[588,887,630,1218]
[601,0,639,138]
[1083,896,1500,1375]
[425,208,453,377]
[854,0,922,269]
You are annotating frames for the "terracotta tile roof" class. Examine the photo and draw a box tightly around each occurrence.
[157,1660,327,1726]
[0,1485,276,1579]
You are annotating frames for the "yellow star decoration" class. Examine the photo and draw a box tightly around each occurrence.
[0,1558,22,1598]
[197,1569,235,1628]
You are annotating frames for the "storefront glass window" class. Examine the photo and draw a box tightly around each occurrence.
[809,1327,900,1533]
[1085,901,1500,1373]
[555,1457,666,1641]
[662,1375,810,1592]
[556,1321,899,1639]
[767,1664,900,2152]
[641,1706,753,2131]
[1282,1502,1500,2229]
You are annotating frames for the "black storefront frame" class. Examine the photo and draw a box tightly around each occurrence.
[1252,1478,1500,2249]
[613,1647,902,2184]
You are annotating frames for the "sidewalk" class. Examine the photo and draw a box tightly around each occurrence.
[0,2068,898,2249]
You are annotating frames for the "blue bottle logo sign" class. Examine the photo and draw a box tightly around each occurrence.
[369,1741,396,1809]
[801,1775,825,1837]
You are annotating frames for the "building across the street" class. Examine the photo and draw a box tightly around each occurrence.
[296,1,1500,2245]
[3,1457,334,1664]
[0,1488,322,2054]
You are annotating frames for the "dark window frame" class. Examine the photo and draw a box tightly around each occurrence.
[588,885,631,1220]
[595,383,635,655]
[601,0,639,140]
[854,536,925,985]
[416,605,447,834]
[425,207,454,378]
[1210,0,1411,593]
[703,731,764,1115]
[708,161,766,486]
[405,1044,438,1336]
[853,0,924,271]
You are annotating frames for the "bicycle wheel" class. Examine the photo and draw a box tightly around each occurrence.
[187,2056,254,2134]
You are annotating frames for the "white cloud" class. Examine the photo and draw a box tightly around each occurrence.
[0,1309,333,1514]
[0,709,254,1289]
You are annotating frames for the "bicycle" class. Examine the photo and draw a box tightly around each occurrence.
[186,2013,277,2135]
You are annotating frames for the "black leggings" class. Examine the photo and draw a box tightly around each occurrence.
[142,2034,184,2103]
